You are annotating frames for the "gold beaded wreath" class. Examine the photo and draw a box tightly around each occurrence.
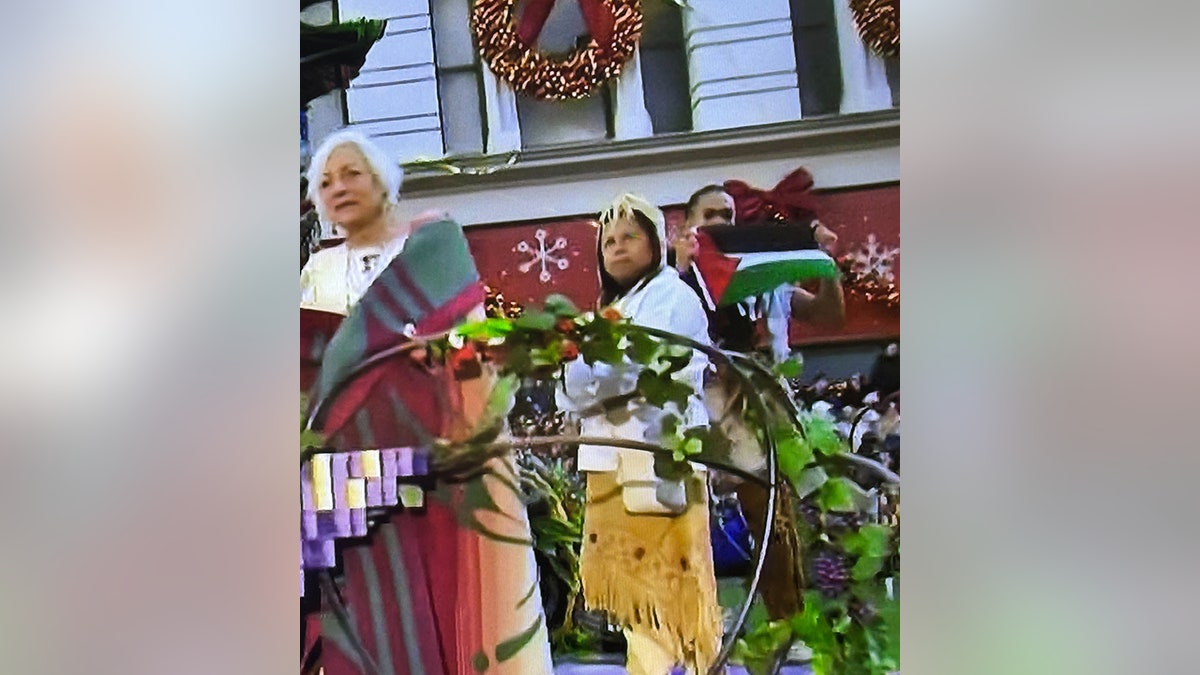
[471,0,644,100]
[850,0,899,59]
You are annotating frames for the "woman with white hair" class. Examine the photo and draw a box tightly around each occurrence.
[301,130,552,675]
[558,194,722,675]
[301,130,441,313]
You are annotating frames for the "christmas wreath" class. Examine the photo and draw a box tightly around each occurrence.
[471,0,644,99]
[850,0,899,59]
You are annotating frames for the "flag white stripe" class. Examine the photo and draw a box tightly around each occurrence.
[733,249,835,270]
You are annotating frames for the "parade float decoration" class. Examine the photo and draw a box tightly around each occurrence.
[471,0,644,99]
[300,219,899,674]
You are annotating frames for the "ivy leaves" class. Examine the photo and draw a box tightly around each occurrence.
[775,412,851,508]
[787,590,899,675]
[843,525,893,581]
[777,424,815,487]
[816,477,860,513]
[435,296,900,674]
[652,414,711,481]
[802,413,844,456]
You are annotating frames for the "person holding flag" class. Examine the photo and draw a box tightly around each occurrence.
[671,179,845,364]
[671,175,847,630]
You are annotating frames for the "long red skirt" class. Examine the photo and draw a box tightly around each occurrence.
[313,459,553,675]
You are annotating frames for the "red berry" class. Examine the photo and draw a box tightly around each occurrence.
[600,307,623,322]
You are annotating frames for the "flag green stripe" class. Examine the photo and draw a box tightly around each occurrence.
[320,613,366,672]
[354,407,375,448]
[378,270,426,320]
[719,256,840,306]
[387,389,434,446]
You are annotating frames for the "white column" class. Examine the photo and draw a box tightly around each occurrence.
[682,0,802,131]
[834,0,892,113]
[339,0,444,162]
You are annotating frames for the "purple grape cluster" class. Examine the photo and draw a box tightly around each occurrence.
[810,548,852,598]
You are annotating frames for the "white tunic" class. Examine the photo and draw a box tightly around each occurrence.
[299,236,408,315]
[558,267,712,514]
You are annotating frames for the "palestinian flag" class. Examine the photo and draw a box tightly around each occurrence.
[694,224,840,307]
[307,218,486,445]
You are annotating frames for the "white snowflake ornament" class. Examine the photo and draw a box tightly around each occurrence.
[845,233,899,282]
[515,228,570,283]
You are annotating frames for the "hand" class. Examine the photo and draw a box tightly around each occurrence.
[812,220,838,252]
[673,228,698,271]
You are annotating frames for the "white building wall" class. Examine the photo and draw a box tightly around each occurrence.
[337,0,444,162]
[682,0,803,131]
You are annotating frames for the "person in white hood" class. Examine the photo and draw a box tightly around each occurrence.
[558,193,722,675]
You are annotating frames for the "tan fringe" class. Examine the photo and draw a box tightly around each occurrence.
[580,472,722,674]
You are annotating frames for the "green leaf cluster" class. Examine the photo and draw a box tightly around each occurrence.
[331,296,900,674]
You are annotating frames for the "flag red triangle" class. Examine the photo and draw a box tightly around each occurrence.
[694,230,740,304]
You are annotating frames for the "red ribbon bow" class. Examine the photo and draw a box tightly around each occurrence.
[723,166,822,225]
[517,0,614,48]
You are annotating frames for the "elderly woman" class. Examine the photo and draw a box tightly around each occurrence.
[301,130,551,675]
[301,131,434,313]
[558,194,722,675]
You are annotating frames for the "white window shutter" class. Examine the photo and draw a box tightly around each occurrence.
[481,64,522,154]
[612,47,655,140]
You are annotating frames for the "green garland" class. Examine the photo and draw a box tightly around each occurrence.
[302,294,899,674]
[449,295,898,674]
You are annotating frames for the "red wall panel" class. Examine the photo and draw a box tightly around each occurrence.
[466,218,601,309]
[793,184,899,346]
[464,182,899,346]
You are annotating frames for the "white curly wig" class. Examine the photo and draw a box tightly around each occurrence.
[304,130,404,228]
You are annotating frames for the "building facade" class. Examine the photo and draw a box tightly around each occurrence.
[302,0,899,355]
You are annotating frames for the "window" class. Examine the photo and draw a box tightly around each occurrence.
[431,0,486,155]
[788,0,898,116]
[426,0,694,153]
[639,1,692,134]
[514,1,611,148]
[788,0,842,117]
[885,56,899,107]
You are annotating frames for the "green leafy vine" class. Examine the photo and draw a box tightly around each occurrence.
[303,294,899,674]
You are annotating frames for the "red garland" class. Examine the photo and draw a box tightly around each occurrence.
[836,256,899,309]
